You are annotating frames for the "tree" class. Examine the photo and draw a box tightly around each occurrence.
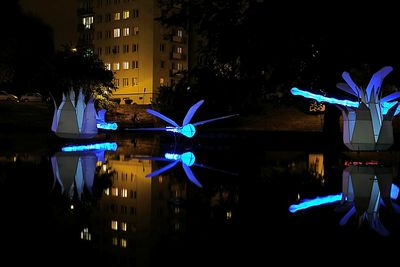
[0,0,54,95]
[50,46,116,109]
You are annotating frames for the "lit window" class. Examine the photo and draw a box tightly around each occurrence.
[123,10,129,19]
[113,63,120,71]
[158,176,163,183]
[123,27,130,36]
[176,47,183,54]
[121,222,127,231]
[123,61,129,69]
[132,77,138,85]
[112,237,118,246]
[174,207,180,214]
[226,211,232,220]
[120,238,127,248]
[114,12,120,20]
[104,187,110,195]
[82,16,94,29]
[133,26,139,35]
[114,28,120,38]
[111,220,118,230]
[80,228,91,240]
[112,186,119,195]
[122,188,128,197]
[105,63,111,70]
[177,29,183,37]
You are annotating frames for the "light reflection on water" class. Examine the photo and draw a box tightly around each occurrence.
[0,133,399,265]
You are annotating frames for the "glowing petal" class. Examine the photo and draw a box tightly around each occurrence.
[183,100,204,126]
[146,161,179,177]
[182,164,202,188]
[146,109,179,127]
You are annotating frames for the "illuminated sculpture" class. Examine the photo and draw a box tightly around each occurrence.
[289,163,400,235]
[51,142,117,200]
[51,88,117,139]
[291,66,400,150]
[142,151,236,188]
[337,165,400,236]
[127,100,238,138]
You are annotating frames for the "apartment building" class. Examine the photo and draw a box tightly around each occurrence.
[77,0,188,104]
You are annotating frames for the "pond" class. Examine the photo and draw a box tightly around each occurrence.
[0,131,399,266]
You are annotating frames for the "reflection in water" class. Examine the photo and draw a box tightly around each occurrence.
[336,164,400,236]
[74,142,187,266]
[143,151,237,188]
[290,162,400,235]
[51,142,117,201]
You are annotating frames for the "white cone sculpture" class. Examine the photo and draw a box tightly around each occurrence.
[51,88,98,139]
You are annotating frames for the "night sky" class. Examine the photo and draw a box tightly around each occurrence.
[19,0,77,49]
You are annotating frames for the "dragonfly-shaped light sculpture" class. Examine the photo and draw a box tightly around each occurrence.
[143,151,236,188]
[127,100,238,138]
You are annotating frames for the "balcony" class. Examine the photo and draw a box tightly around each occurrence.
[170,52,187,60]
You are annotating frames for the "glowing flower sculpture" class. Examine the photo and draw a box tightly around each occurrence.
[291,66,400,151]
[51,88,117,139]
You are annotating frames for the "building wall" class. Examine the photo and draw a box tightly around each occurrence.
[77,0,188,105]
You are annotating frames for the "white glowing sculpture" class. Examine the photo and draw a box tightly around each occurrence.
[337,165,400,236]
[51,88,98,139]
[291,66,400,151]
[51,88,118,139]
[51,142,117,200]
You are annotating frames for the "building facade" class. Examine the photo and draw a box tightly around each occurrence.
[77,0,188,104]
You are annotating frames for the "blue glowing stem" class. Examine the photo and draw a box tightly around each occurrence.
[291,87,400,116]
[291,87,359,108]
[289,184,399,213]
[61,142,118,152]
[97,122,118,130]
[289,194,342,213]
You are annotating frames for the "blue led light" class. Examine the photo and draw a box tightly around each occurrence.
[289,194,342,213]
[97,122,118,130]
[178,124,196,138]
[391,184,399,199]
[180,152,195,166]
[61,142,118,152]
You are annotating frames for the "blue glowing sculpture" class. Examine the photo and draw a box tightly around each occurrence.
[336,165,400,236]
[51,88,118,139]
[51,142,117,200]
[289,165,400,236]
[127,100,238,138]
[291,66,400,150]
[142,151,236,188]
